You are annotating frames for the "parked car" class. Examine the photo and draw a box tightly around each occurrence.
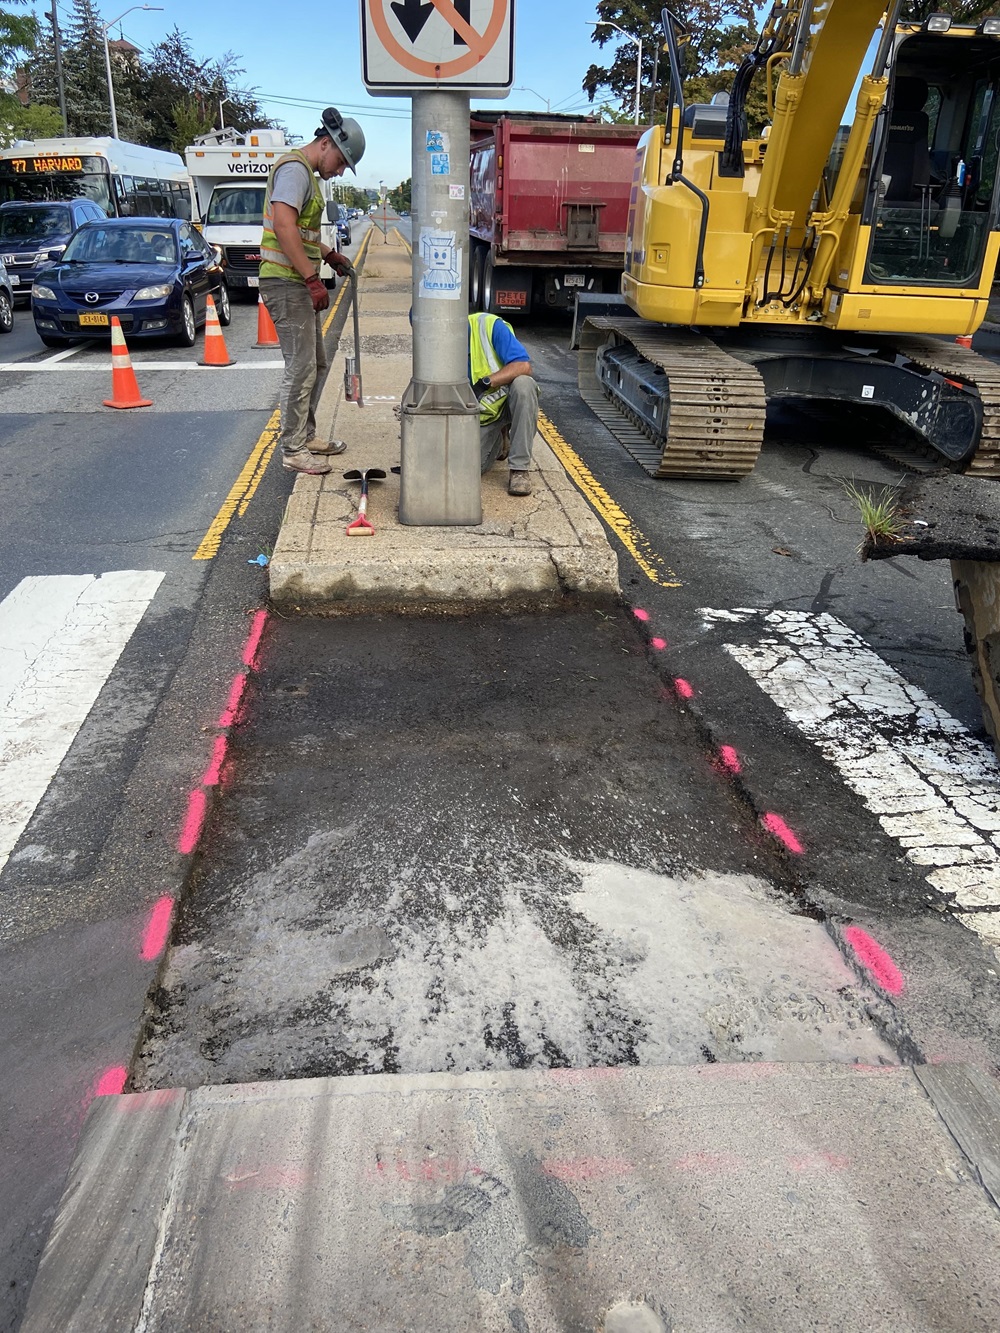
[0,199,107,303]
[0,257,14,333]
[31,217,230,348]
[335,202,351,247]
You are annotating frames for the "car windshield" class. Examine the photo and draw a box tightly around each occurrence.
[63,226,177,264]
[206,185,264,226]
[0,205,70,240]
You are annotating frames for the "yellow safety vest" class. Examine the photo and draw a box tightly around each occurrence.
[469,313,510,425]
[260,150,323,283]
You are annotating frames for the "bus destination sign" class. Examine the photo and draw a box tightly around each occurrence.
[6,156,84,174]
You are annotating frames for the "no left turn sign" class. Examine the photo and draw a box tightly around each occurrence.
[361,0,514,95]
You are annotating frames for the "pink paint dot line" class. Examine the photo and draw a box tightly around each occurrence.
[218,671,248,730]
[650,637,667,651]
[140,895,175,962]
[241,609,268,669]
[95,1065,127,1097]
[762,811,804,854]
[201,734,229,787]
[843,925,905,995]
[633,608,650,622]
[718,744,742,775]
[674,678,694,699]
[177,787,208,855]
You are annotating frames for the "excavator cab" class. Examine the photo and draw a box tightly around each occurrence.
[862,31,1000,289]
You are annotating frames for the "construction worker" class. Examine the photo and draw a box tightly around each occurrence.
[470,311,539,496]
[260,107,365,475]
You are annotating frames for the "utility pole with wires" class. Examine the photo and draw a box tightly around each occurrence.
[48,2,68,134]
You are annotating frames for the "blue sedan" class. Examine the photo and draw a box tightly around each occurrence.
[31,217,231,348]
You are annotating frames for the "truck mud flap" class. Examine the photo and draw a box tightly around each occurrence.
[578,316,767,480]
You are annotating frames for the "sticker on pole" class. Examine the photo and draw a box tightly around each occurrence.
[361,0,514,95]
[419,227,462,300]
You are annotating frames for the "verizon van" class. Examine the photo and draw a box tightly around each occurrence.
[185,128,339,292]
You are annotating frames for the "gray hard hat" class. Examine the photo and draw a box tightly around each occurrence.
[317,107,366,173]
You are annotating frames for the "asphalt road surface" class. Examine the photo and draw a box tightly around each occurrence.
[3,219,1000,1328]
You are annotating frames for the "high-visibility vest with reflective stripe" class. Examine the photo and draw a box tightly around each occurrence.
[469,312,510,425]
[259,150,323,283]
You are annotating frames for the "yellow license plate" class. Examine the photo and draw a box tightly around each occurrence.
[79,312,109,327]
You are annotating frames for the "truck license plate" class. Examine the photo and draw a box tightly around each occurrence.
[247,276,259,288]
[564,274,585,287]
[496,289,527,306]
[79,312,109,326]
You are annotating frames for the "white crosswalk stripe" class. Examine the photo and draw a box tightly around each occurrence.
[703,608,1000,954]
[0,571,164,874]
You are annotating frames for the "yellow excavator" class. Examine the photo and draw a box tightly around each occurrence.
[578,1,1000,479]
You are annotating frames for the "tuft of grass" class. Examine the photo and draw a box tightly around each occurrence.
[843,480,906,556]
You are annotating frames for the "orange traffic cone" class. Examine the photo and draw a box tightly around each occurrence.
[103,317,152,409]
[956,334,973,348]
[199,294,236,366]
[253,294,280,349]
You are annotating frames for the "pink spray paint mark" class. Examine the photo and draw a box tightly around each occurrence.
[633,607,650,622]
[718,744,742,776]
[241,609,268,669]
[218,671,247,729]
[843,925,905,995]
[94,1065,127,1097]
[674,677,695,699]
[201,734,229,787]
[541,1156,634,1182]
[761,811,805,854]
[177,787,207,855]
[140,895,174,961]
[650,637,668,651]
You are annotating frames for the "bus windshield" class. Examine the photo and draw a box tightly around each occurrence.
[206,185,265,225]
[0,156,112,212]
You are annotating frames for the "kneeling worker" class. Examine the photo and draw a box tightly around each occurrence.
[470,310,539,496]
[260,107,365,476]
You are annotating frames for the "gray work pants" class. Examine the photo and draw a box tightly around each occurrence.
[260,278,329,455]
[480,375,540,474]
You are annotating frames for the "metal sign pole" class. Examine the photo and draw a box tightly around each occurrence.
[398,90,482,526]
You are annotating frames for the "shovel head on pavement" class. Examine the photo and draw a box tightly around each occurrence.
[344,468,386,537]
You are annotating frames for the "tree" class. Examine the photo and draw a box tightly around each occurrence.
[583,0,764,129]
[0,0,47,143]
[388,177,411,212]
[0,100,63,147]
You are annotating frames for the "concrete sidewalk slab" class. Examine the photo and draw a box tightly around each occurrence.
[269,233,619,613]
[21,1062,1000,1332]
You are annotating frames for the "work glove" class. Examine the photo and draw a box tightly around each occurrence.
[473,376,493,399]
[305,273,330,313]
[327,252,353,278]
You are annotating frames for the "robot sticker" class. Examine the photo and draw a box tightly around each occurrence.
[419,227,462,300]
[430,152,451,175]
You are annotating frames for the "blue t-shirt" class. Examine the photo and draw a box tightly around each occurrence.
[468,316,529,380]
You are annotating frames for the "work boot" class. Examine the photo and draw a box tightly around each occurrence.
[282,447,332,475]
[306,437,348,456]
[508,469,532,496]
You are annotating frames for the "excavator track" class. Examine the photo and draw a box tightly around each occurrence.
[578,318,767,480]
[889,335,1000,478]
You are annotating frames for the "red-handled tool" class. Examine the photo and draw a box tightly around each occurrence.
[344,467,385,537]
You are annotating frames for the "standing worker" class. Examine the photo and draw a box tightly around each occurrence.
[470,311,540,496]
[260,107,366,475]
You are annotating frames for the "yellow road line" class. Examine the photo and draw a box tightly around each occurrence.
[322,224,374,335]
[193,409,280,561]
[537,410,681,588]
[194,231,377,560]
[393,227,412,255]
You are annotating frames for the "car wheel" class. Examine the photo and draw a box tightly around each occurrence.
[216,283,232,327]
[0,289,13,334]
[177,295,196,347]
[39,332,69,348]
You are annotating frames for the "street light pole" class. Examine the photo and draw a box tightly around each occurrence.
[586,20,644,125]
[101,5,162,139]
[514,86,551,112]
[48,2,68,135]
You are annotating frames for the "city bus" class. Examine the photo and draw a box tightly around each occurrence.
[0,137,191,220]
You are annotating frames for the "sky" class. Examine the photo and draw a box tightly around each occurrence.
[37,1,627,189]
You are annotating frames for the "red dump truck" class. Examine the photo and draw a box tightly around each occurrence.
[469,111,643,317]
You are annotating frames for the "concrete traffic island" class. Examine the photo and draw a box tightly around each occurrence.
[268,230,620,613]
